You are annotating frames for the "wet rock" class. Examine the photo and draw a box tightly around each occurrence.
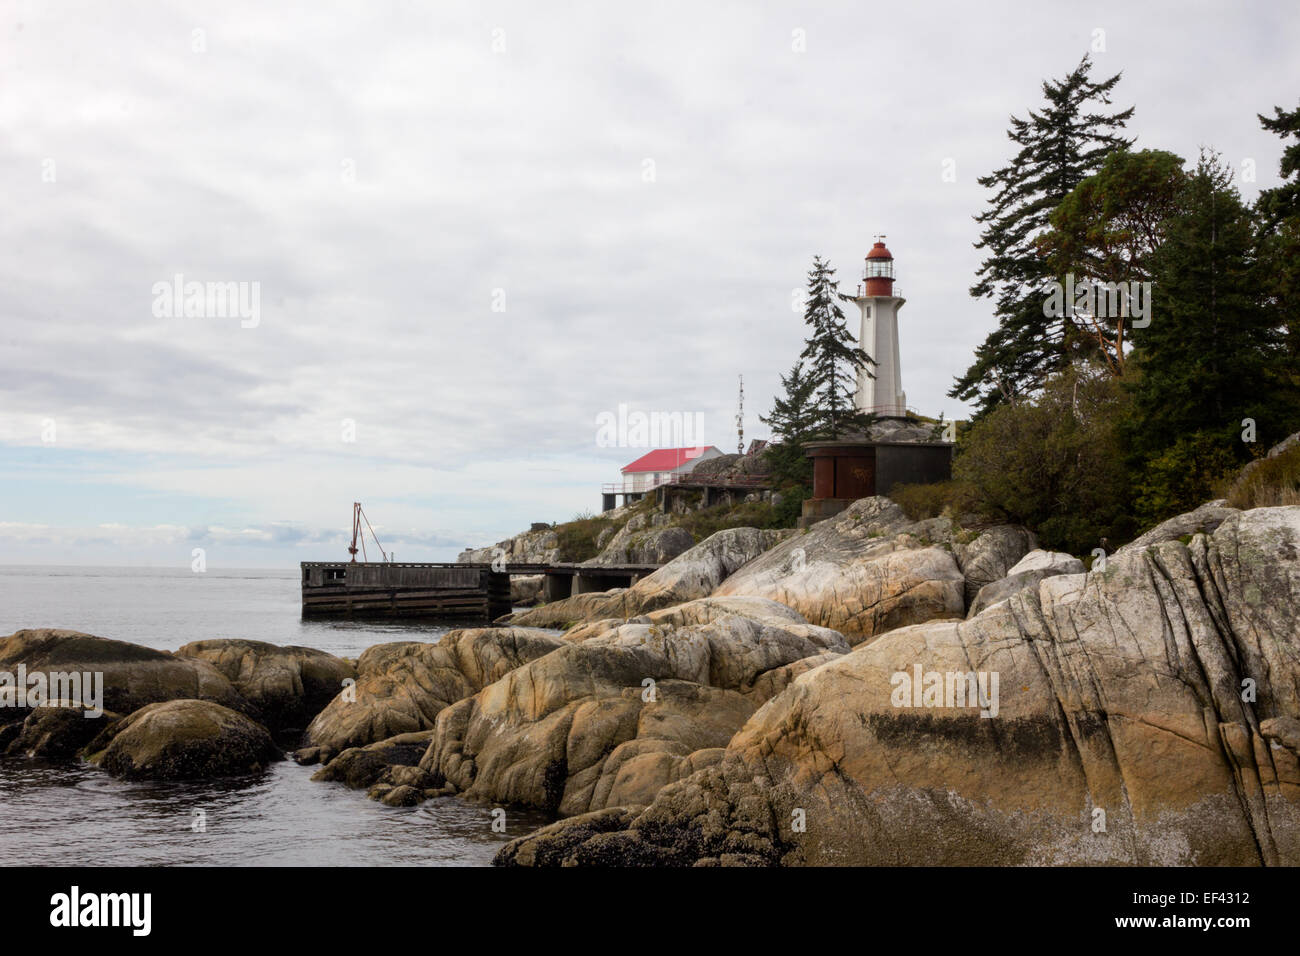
[86,699,280,781]
[0,629,248,717]
[311,730,436,789]
[175,639,356,733]
[379,784,424,807]
[3,701,122,759]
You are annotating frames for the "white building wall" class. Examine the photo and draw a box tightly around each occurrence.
[855,295,907,417]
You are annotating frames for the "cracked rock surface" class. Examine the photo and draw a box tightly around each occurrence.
[497,507,1300,866]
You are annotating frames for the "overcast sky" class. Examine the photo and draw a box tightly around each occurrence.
[2,0,1297,567]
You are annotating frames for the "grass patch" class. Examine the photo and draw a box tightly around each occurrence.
[889,479,984,522]
[553,513,617,562]
[1227,443,1300,509]
[674,500,787,541]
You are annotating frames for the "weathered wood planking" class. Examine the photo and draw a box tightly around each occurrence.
[300,559,664,622]
[301,562,509,620]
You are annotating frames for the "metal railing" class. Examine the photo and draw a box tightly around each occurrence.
[854,283,902,298]
[602,473,771,495]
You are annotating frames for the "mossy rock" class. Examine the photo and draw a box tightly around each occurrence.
[85,699,280,781]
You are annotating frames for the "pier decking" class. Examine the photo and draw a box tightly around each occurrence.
[300,560,660,621]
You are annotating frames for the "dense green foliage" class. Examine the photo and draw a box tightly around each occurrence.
[952,55,1134,417]
[930,78,1300,554]
[760,361,817,490]
[1257,103,1300,229]
[1039,148,1187,374]
[953,363,1138,553]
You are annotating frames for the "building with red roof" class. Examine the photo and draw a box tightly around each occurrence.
[601,445,724,510]
[621,445,723,490]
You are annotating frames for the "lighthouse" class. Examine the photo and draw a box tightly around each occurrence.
[853,239,907,418]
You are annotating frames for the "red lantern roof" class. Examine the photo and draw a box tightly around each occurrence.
[866,240,893,260]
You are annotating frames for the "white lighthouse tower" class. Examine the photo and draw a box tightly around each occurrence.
[853,238,907,418]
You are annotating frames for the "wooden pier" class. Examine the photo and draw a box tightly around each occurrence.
[300,560,660,621]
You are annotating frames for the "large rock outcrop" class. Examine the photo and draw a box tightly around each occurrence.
[85,699,281,781]
[1119,500,1239,553]
[0,629,248,717]
[458,527,562,565]
[583,515,695,566]
[497,506,1300,866]
[952,525,1039,605]
[966,549,1085,618]
[303,627,566,762]
[175,639,356,733]
[509,528,793,628]
[712,499,968,643]
[457,504,639,566]
[421,597,848,817]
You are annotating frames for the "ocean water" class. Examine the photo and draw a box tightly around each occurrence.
[0,565,552,866]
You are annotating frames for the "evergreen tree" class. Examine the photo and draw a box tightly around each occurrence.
[1257,102,1300,231]
[1257,102,1300,371]
[760,360,818,487]
[797,255,874,437]
[952,55,1134,417]
[1039,148,1188,375]
[1126,153,1295,504]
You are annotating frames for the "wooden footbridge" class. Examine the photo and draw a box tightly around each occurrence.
[300,560,660,621]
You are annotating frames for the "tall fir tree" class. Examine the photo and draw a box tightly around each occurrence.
[1257,102,1300,231]
[952,55,1134,417]
[1256,102,1300,371]
[797,255,874,437]
[760,360,818,487]
[1126,153,1293,467]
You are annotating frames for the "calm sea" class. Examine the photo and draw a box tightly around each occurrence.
[0,565,552,866]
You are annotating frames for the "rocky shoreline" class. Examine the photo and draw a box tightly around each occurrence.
[3,492,1298,865]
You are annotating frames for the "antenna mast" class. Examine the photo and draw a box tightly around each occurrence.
[736,374,744,454]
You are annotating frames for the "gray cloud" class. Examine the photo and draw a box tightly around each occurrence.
[2,1,1296,563]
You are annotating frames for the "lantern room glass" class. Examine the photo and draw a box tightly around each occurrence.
[865,259,894,280]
